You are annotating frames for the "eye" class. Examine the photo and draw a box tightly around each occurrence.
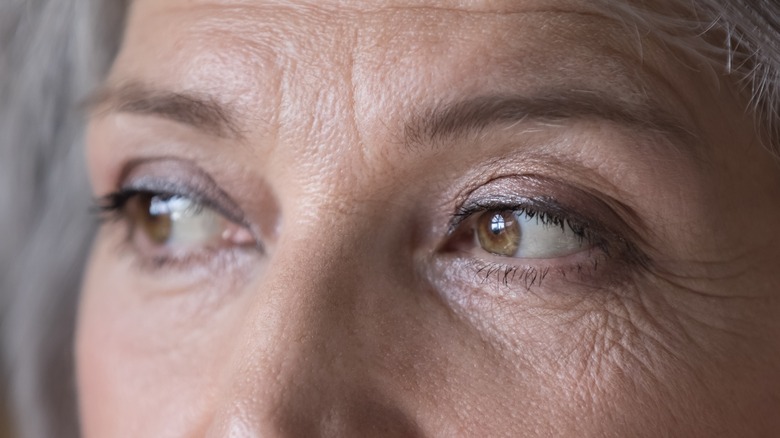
[99,190,256,265]
[127,192,251,246]
[439,182,648,292]
[472,208,587,259]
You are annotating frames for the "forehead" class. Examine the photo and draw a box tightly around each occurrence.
[122,0,631,72]
[116,0,665,134]
[135,0,606,13]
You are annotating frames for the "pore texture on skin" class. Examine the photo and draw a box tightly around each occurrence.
[77,0,780,436]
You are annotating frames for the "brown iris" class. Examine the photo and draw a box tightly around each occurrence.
[476,211,521,256]
[125,193,174,245]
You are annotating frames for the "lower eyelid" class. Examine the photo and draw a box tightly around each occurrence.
[430,244,623,297]
[112,222,260,276]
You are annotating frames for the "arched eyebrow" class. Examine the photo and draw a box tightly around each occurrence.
[403,90,701,154]
[86,82,243,139]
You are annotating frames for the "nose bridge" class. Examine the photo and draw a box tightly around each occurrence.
[206,203,419,437]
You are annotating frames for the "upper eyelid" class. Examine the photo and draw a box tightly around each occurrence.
[115,185,247,228]
[114,158,248,224]
[453,174,651,240]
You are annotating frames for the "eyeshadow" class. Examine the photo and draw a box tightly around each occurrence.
[119,158,247,226]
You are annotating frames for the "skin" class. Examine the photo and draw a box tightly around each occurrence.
[78,0,780,436]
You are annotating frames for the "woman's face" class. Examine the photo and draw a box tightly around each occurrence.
[78,0,780,436]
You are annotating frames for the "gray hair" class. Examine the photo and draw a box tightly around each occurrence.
[0,1,777,437]
[0,0,125,436]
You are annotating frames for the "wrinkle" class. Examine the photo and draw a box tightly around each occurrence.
[346,25,370,171]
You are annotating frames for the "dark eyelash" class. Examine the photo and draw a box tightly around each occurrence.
[475,264,553,289]
[473,254,615,292]
[93,189,145,221]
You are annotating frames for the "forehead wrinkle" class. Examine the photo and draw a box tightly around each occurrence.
[159,0,592,14]
[120,0,707,163]
[139,0,625,26]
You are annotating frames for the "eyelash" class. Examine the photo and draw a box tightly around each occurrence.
[453,201,597,244]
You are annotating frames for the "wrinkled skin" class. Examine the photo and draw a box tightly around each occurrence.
[78,0,780,436]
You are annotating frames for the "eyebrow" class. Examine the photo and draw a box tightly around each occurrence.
[403,89,700,153]
[87,83,243,139]
[88,83,698,155]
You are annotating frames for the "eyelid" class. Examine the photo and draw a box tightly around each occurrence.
[117,180,246,227]
[95,157,266,267]
[114,158,249,227]
[445,197,602,262]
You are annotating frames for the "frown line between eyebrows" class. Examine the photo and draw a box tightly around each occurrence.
[86,82,245,140]
[403,89,703,157]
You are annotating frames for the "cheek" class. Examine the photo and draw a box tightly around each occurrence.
[516,281,780,437]
[76,232,772,436]
[76,239,226,437]
[434,274,737,435]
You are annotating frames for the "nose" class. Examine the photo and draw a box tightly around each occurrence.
[204,210,424,437]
